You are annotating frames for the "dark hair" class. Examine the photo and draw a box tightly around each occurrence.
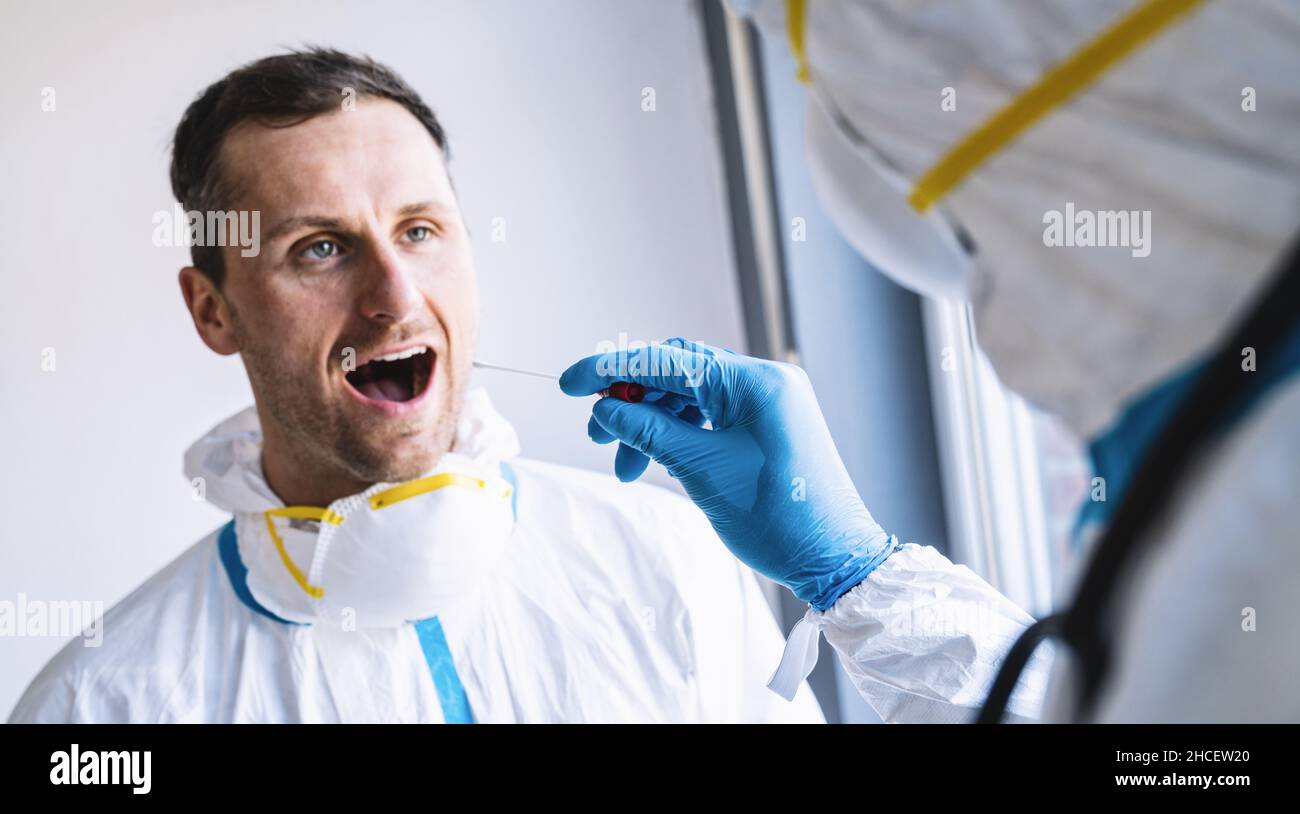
[169,47,449,286]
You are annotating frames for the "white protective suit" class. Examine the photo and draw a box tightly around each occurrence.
[8,389,824,723]
[737,0,1300,722]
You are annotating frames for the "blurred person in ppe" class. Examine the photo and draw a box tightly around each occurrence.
[561,0,1300,723]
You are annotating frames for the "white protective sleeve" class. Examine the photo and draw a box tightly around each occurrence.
[812,543,1052,723]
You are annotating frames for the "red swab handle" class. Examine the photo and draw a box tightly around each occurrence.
[599,381,646,403]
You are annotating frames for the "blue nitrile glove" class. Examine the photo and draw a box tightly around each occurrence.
[559,338,897,611]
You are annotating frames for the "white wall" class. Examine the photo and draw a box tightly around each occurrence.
[0,0,747,716]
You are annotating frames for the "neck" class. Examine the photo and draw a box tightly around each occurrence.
[258,410,370,509]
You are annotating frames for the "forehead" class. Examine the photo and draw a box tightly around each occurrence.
[218,98,451,212]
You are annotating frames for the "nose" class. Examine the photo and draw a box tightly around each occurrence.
[356,239,423,325]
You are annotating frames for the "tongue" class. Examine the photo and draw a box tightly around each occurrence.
[357,376,412,402]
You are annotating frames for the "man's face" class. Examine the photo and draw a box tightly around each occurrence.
[216,99,477,486]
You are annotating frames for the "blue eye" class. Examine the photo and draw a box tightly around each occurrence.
[406,226,432,242]
[305,239,339,260]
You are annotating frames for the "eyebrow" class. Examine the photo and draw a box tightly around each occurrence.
[263,215,343,245]
[394,200,447,218]
[263,201,451,244]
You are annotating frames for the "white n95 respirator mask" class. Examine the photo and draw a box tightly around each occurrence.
[239,454,515,629]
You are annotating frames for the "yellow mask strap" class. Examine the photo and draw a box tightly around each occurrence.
[786,0,811,85]
[908,0,1210,213]
[369,472,512,511]
[262,507,341,599]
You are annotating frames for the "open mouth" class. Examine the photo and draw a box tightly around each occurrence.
[345,346,435,404]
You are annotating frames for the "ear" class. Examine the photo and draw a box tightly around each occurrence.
[179,267,239,356]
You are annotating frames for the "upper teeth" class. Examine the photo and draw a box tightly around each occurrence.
[374,347,428,363]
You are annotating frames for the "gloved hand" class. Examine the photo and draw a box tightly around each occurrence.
[559,338,897,611]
